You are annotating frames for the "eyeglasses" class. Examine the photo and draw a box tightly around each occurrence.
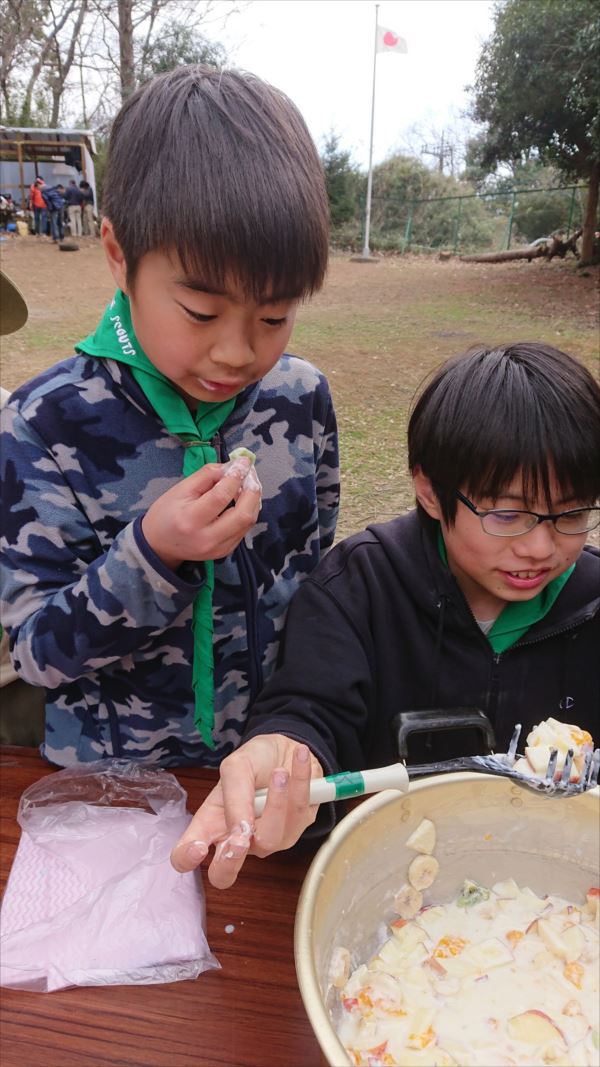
[455,489,600,537]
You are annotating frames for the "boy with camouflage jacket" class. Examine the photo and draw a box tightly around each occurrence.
[0,67,339,768]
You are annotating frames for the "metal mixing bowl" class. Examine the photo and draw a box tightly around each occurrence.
[294,772,600,1067]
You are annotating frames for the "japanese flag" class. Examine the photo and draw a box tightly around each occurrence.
[376,26,408,54]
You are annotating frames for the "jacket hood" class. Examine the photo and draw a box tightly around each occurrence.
[367,510,464,617]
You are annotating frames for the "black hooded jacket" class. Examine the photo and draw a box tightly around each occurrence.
[245,511,600,777]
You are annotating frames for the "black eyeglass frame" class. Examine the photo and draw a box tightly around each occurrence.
[454,489,600,537]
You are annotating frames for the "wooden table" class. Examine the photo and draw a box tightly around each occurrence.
[0,747,324,1067]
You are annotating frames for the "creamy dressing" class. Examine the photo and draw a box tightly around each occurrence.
[335,879,599,1067]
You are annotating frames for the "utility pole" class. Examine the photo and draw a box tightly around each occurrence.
[421,130,453,175]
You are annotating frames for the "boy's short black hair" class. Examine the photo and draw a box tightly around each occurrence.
[102,65,330,299]
[408,342,600,524]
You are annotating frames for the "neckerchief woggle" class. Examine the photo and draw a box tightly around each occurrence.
[437,527,574,653]
[77,289,237,748]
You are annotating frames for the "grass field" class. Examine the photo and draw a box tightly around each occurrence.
[1,236,598,540]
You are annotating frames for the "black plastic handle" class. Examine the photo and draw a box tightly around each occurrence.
[392,708,496,762]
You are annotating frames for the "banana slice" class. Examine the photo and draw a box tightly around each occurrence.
[408,854,440,891]
[394,883,423,919]
[406,818,436,855]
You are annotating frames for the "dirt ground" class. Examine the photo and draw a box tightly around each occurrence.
[1,235,598,538]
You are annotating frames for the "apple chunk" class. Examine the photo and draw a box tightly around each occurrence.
[524,745,554,775]
[406,817,436,855]
[537,919,585,963]
[507,1011,566,1046]
[561,923,585,963]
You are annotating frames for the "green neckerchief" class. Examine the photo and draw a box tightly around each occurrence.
[77,289,237,748]
[436,526,574,654]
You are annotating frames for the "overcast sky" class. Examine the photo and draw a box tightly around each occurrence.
[213,0,496,169]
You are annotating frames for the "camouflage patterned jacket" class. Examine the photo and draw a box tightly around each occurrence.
[0,353,339,767]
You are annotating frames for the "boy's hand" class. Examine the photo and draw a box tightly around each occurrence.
[170,735,323,888]
[142,456,261,570]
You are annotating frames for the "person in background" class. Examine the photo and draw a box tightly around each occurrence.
[64,179,83,237]
[0,193,15,230]
[0,270,46,745]
[41,182,65,242]
[79,180,95,236]
[28,177,47,236]
[0,66,339,769]
[170,342,600,888]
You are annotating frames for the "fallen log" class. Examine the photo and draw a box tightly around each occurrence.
[460,230,582,264]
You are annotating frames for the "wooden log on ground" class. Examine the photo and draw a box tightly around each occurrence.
[460,246,545,263]
[460,229,582,265]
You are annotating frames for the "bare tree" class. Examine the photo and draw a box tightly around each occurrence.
[0,0,43,120]
[20,0,84,123]
[47,0,88,125]
[117,0,134,99]
[2,0,243,128]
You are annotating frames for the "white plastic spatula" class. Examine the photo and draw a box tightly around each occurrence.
[253,763,410,816]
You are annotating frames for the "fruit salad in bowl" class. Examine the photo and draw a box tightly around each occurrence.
[331,819,599,1067]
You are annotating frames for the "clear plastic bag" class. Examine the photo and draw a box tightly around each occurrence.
[0,759,219,992]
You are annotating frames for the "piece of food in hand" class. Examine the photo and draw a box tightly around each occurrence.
[229,446,256,464]
[224,446,262,493]
[513,717,594,782]
[406,817,436,855]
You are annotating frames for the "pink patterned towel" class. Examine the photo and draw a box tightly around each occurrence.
[0,764,219,992]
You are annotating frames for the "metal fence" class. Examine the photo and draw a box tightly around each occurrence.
[367,184,589,255]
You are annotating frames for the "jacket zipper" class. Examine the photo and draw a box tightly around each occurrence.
[444,594,592,729]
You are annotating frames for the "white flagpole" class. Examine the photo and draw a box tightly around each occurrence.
[362,2,379,258]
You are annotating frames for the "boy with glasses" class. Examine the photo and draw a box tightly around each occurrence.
[171,342,600,887]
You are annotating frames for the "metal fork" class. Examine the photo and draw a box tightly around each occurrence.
[407,724,600,797]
